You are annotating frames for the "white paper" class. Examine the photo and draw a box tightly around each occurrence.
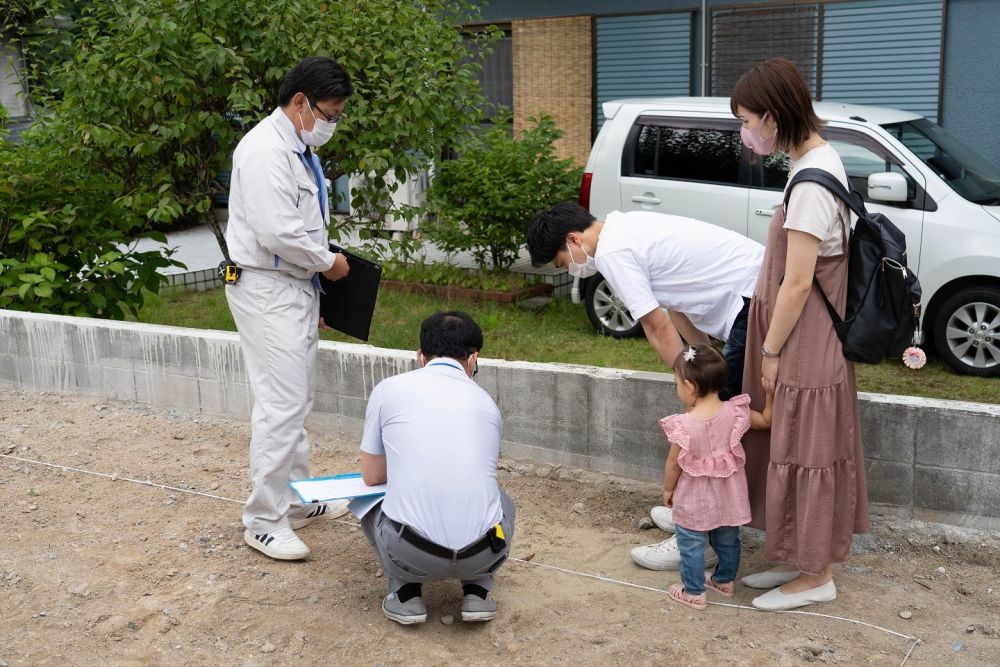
[290,475,386,503]
[347,494,384,520]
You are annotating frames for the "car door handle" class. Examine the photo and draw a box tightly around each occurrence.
[631,195,662,205]
[754,206,780,217]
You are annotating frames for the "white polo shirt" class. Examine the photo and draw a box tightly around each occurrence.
[595,211,764,340]
[225,107,335,285]
[360,357,504,550]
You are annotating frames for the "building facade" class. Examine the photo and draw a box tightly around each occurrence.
[473,0,1000,168]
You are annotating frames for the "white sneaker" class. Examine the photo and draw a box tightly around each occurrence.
[630,536,718,571]
[244,527,310,560]
[650,506,675,533]
[752,580,837,611]
[290,500,351,530]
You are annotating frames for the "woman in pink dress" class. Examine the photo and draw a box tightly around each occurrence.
[661,344,772,610]
[732,58,870,611]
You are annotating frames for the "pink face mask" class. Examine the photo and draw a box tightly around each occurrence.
[741,112,777,155]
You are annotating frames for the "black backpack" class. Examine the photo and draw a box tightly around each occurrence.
[784,168,922,364]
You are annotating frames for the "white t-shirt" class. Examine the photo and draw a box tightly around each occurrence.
[594,211,765,340]
[784,143,852,257]
[360,358,504,550]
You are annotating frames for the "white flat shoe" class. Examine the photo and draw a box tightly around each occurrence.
[752,580,837,611]
[741,569,801,589]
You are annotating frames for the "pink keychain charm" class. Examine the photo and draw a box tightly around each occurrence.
[902,346,927,370]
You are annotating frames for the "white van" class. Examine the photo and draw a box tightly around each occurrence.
[578,97,1000,377]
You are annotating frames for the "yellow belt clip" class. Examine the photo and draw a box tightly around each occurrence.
[218,260,241,285]
[494,523,505,540]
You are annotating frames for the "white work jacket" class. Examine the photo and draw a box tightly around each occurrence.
[225,107,335,288]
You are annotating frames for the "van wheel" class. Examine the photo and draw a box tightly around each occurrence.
[584,273,644,338]
[932,287,1000,377]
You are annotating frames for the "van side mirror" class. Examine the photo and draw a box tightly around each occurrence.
[867,172,909,202]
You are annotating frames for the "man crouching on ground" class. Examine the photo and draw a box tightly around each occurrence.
[358,311,516,625]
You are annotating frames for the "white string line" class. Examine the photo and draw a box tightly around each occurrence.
[509,557,918,641]
[0,454,357,528]
[4,453,922,659]
[899,639,920,667]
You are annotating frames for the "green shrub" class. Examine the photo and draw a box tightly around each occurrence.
[423,113,583,270]
[0,141,179,318]
[19,0,497,259]
[381,259,537,292]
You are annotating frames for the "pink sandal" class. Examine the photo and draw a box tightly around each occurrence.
[704,574,735,597]
[668,583,707,610]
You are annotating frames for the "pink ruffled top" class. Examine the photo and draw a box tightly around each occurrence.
[660,394,753,531]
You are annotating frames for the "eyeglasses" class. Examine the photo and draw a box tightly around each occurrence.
[313,105,344,124]
[473,361,479,378]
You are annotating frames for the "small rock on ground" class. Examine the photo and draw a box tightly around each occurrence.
[440,615,454,625]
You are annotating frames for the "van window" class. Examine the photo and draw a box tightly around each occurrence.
[761,153,791,189]
[754,128,935,210]
[826,137,912,199]
[629,124,743,186]
[884,118,1000,205]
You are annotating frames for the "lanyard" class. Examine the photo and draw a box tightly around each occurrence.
[427,361,464,372]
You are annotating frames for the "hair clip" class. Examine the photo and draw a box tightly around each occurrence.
[683,347,697,362]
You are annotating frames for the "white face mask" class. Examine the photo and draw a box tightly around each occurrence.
[567,241,598,279]
[298,97,337,147]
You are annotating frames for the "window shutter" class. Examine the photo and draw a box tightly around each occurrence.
[595,13,692,129]
[822,0,944,121]
[711,4,819,97]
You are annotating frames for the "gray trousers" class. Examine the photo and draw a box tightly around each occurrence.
[226,271,318,533]
[361,491,516,594]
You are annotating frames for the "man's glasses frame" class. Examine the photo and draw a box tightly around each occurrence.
[313,105,344,124]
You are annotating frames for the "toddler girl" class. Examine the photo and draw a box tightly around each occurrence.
[663,344,772,610]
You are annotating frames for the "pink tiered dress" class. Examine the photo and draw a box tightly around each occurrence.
[661,395,753,532]
[742,200,869,575]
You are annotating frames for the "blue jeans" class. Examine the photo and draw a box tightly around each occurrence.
[674,524,741,596]
[720,297,751,401]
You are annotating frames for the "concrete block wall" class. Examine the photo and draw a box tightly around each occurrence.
[512,16,593,166]
[2,310,999,530]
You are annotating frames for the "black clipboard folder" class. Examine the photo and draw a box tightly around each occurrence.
[318,244,382,341]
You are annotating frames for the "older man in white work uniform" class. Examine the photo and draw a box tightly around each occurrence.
[358,311,516,626]
[225,57,353,560]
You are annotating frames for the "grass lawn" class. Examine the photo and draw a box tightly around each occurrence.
[135,285,999,404]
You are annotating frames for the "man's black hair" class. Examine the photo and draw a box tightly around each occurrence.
[527,201,597,267]
[277,56,354,106]
[420,311,483,361]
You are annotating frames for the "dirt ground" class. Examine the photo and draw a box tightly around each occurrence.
[1,387,998,666]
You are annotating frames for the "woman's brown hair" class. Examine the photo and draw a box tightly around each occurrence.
[730,57,824,152]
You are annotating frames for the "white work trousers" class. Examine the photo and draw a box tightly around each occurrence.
[226,270,319,534]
